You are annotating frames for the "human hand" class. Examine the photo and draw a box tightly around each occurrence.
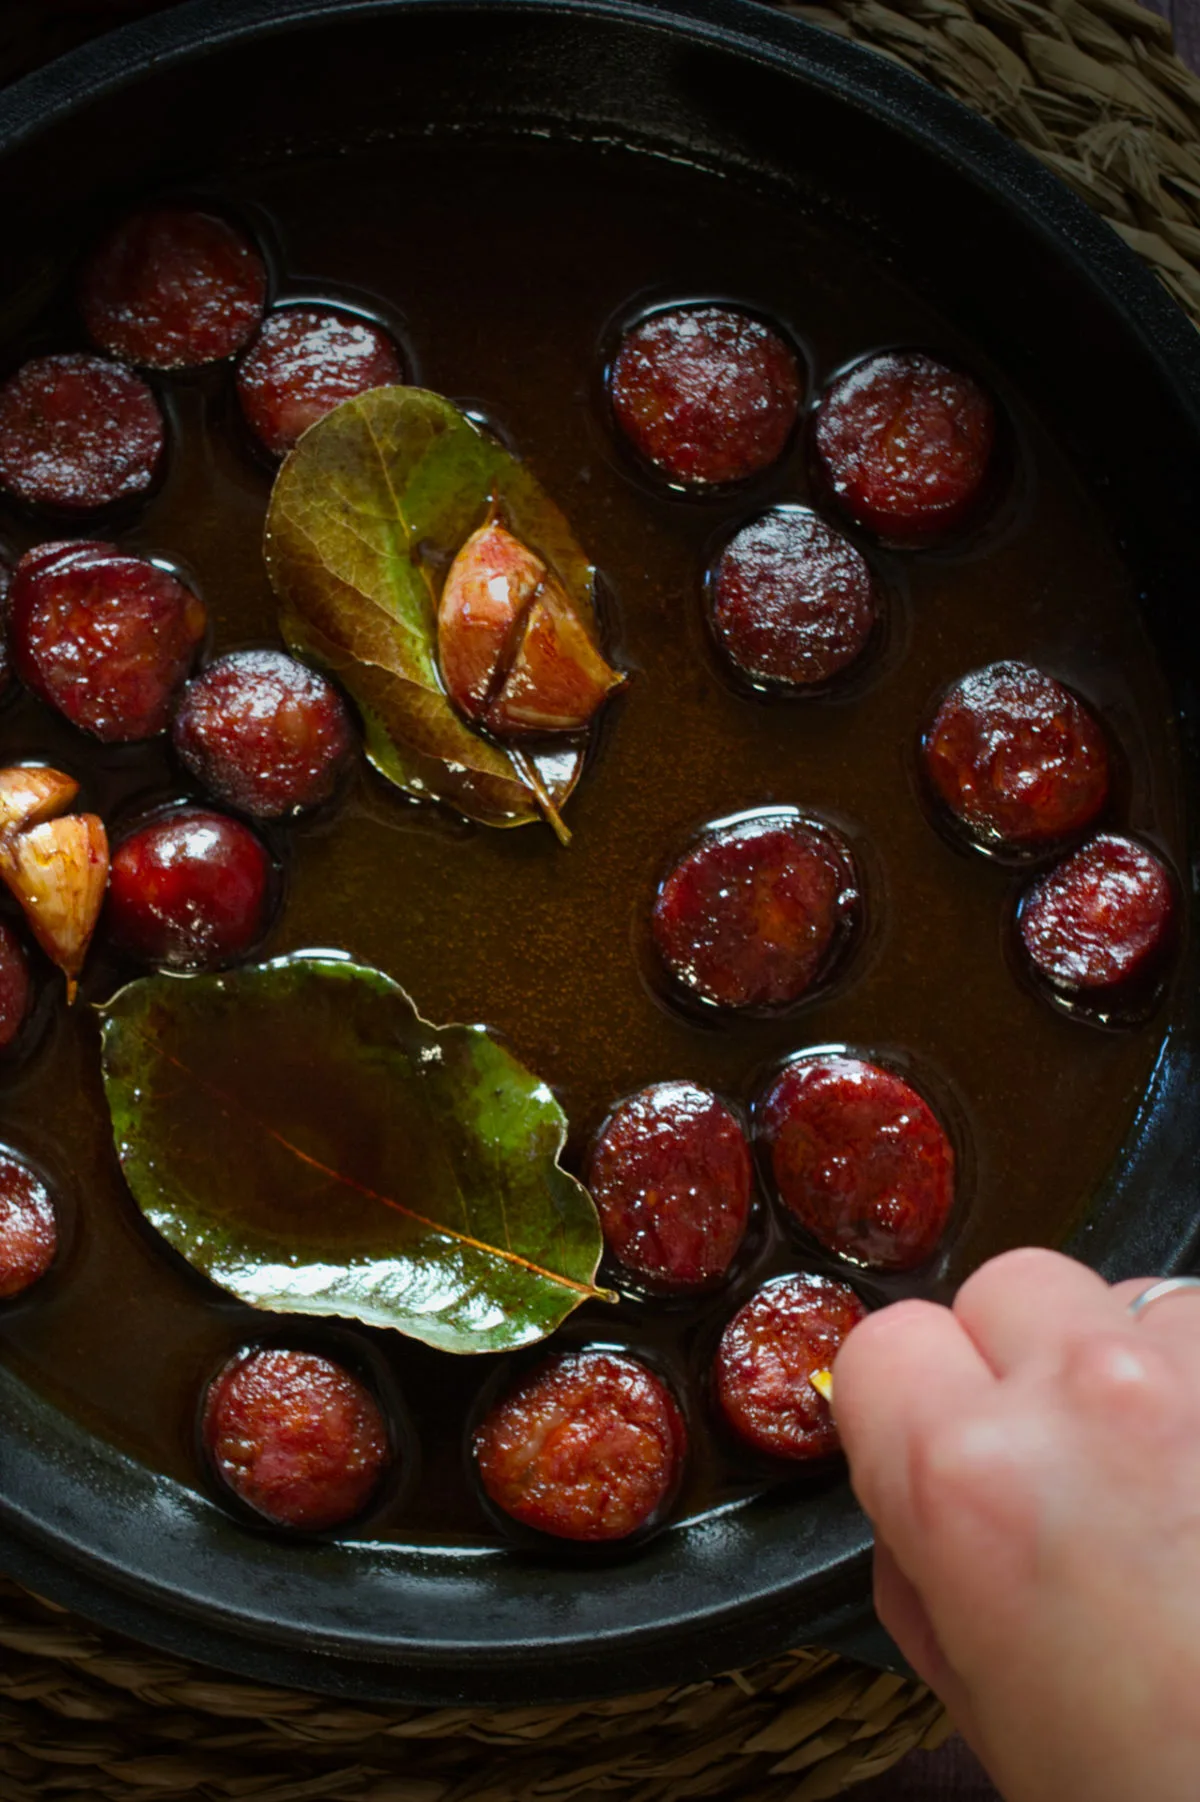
[833,1248,1200,1802]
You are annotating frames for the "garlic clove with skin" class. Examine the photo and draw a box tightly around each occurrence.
[0,764,80,837]
[438,520,622,737]
[488,586,624,735]
[0,813,109,1003]
[437,521,543,725]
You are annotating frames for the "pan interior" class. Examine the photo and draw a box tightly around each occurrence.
[0,0,1197,1702]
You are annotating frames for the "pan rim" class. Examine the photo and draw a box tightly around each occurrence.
[0,0,1197,1703]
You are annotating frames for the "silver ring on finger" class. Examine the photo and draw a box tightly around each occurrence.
[1127,1276,1200,1320]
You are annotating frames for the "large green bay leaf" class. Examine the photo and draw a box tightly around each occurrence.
[99,954,608,1354]
[263,386,595,829]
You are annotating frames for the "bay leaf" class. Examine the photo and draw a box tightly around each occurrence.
[263,386,600,832]
[99,953,608,1355]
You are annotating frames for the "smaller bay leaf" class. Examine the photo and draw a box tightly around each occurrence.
[99,954,609,1355]
[263,387,601,832]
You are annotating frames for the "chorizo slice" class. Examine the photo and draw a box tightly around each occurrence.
[0,922,31,1052]
[237,306,403,456]
[173,649,356,818]
[814,350,994,544]
[587,1082,752,1291]
[714,1272,866,1460]
[202,1345,391,1531]
[609,304,801,487]
[1018,832,1177,1004]
[0,354,164,512]
[10,540,205,741]
[0,556,10,697]
[0,1150,58,1300]
[758,1052,955,1271]
[473,1349,686,1542]
[651,811,860,1011]
[709,507,878,690]
[80,205,267,369]
[922,660,1109,853]
[107,807,275,972]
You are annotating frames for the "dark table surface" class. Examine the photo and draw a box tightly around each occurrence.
[1159,0,1200,63]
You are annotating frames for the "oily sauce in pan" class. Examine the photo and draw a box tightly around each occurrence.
[0,136,1184,1545]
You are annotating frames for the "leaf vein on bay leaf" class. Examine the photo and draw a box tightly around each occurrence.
[132,1016,597,1293]
[99,956,609,1355]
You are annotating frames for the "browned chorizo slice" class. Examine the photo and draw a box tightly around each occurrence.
[1018,833,1177,1005]
[0,555,10,697]
[9,541,205,741]
[8,540,88,582]
[237,307,404,456]
[202,1346,391,1531]
[0,922,31,1052]
[609,304,801,487]
[714,1273,866,1460]
[107,808,275,971]
[758,1053,955,1271]
[651,811,860,1011]
[473,1349,687,1542]
[587,1082,752,1291]
[0,1150,57,1300]
[173,649,356,818]
[709,507,878,690]
[922,661,1109,853]
[80,205,267,369]
[0,354,164,512]
[814,350,995,544]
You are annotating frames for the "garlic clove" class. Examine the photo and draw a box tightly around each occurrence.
[439,520,622,738]
[437,521,542,724]
[488,582,624,735]
[0,764,79,837]
[0,813,109,1002]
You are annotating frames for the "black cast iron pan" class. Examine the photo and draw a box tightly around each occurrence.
[0,0,1197,1705]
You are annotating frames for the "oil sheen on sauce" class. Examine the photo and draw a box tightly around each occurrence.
[0,136,1184,1545]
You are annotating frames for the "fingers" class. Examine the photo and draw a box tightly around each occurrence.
[873,1538,947,1689]
[1111,1277,1157,1310]
[873,1540,981,1746]
[952,1247,1121,1377]
[834,1297,995,1531]
[1115,1277,1200,1344]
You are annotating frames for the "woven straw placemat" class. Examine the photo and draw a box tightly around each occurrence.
[0,1578,950,1802]
[1,1,1199,1797]
[784,0,1200,322]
